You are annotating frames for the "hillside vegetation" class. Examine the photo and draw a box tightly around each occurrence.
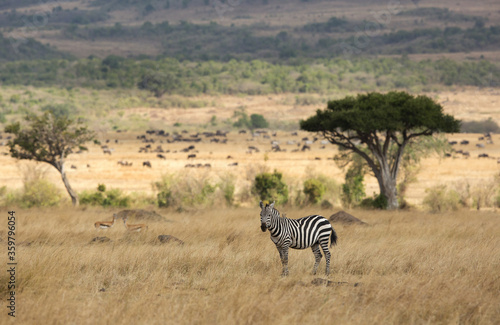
[0,56,498,95]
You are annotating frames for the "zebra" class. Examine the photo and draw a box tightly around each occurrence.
[259,201,337,276]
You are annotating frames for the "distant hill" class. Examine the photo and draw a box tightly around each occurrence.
[0,33,72,61]
[0,0,498,61]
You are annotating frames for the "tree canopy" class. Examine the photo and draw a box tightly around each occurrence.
[300,91,461,209]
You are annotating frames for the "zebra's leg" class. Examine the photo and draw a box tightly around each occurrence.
[311,243,322,275]
[320,243,332,275]
[277,246,289,276]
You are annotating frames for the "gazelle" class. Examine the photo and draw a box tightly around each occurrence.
[94,213,119,230]
[123,217,148,232]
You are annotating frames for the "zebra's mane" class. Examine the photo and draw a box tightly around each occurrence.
[272,207,286,219]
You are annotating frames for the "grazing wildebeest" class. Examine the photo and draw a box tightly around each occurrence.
[187,154,196,159]
[143,161,152,168]
[157,154,166,159]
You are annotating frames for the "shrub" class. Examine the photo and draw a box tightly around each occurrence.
[21,179,62,208]
[252,170,288,205]
[79,191,105,206]
[373,194,388,209]
[360,194,388,209]
[250,114,269,129]
[153,173,222,209]
[303,178,326,204]
[423,185,461,212]
[79,185,130,207]
[220,174,236,206]
[341,166,366,208]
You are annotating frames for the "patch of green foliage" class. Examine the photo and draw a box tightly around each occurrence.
[303,178,326,205]
[80,184,130,207]
[0,56,498,94]
[252,170,289,205]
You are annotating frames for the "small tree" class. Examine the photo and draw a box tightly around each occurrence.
[5,112,95,206]
[301,91,460,209]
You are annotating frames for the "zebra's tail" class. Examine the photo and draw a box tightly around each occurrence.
[330,228,338,247]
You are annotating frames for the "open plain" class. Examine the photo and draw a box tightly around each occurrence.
[0,207,498,324]
[0,89,499,324]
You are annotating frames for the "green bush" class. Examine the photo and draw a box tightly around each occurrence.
[303,178,326,204]
[250,114,269,129]
[359,194,388,209]
[79,185,130,207]
[341,166,366,208]
[21,179,62,208]
[373,194,388,209]
[252,170,288,205]
[220,174,236,206]
[423,185,461,212]
[79,191,105,206]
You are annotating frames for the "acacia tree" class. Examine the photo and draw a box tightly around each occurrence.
[5,112,95,206]
[300,91,460,210]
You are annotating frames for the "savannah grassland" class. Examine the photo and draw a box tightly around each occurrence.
[0,207,499,324]
[1,1,500,323]
[0,89,499,324]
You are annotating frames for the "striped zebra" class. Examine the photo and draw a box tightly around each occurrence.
[259,201,337,276]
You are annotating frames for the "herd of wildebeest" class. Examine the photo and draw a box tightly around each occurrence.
[0,130,499,169]
[95,129,333,169]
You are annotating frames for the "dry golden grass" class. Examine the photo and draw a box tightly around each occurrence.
[1,206,499,324]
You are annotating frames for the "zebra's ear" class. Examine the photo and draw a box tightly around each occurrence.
[269,201,275,209]
[259,201,264,209]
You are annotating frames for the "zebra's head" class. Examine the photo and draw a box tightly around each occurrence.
[259,201,275,232]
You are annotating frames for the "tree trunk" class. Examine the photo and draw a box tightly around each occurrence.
[60,169,79,206]
[378,169,398,210]
[373,163,399,210]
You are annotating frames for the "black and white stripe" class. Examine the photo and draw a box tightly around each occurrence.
[260,201,337,276]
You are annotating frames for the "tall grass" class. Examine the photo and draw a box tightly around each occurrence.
[3,206,499,324]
